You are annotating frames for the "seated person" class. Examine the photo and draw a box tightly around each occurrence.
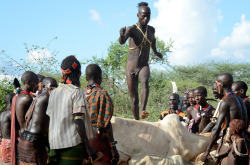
[181,92,190,113]
[189,86,215,134]
[216,119,248,165]
[159,93,185,121]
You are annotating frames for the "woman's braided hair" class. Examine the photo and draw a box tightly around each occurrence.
[229,119,247,135]
[61,55,81,87]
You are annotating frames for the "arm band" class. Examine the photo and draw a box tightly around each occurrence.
[74,115,84,120]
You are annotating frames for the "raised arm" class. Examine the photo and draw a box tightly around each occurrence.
[150,27,162,59]
[119,26,132,45]
[200,101,228,161]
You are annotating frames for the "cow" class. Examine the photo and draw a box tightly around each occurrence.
[111,114,210,163]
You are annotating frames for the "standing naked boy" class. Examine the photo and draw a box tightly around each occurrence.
[0,93,15,164]
[119,2,163,120]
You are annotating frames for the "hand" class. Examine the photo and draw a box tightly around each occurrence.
[156,52,163,59]
[111,147,119,164]
[200,150,210,162]
[87,145,97,161]
[120,26,126,36]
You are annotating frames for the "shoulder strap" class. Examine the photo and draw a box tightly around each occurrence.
[134,24,152,45]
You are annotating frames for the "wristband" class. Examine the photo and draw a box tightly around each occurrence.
[110,141,118,147]
[74,116,84,120]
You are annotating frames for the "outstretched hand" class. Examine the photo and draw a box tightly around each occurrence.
[120,26,126,36]
[156,52,163,59]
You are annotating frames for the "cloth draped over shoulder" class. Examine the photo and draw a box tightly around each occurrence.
[85,84,114,129]
[188,103,213,133]
[10,94,18,165]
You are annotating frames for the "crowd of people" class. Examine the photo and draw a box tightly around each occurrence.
[0,55,249,165]
[0,1,249,164]
[158,74,249,165]
[0,56,119,165]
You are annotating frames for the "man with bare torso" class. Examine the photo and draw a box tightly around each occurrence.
[11,71,39,165]
[232,81,250,125]
[119,2,162,120]
[187,87,215,133]
[0,93,15,164]
[200,73,248,162]
[17,77,57,164]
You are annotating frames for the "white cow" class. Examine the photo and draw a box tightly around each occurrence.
[111,114,210,162]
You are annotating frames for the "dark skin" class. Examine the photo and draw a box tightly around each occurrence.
[186,91,197,122]
[169,94,179,112]
[26,78,58,135]
[200,74,247,162]
[194,89,215,133]
[119,5,162,120]
[182,93,190,108]
[0,93,15,139]
[226,129,248,165]
[16,73,39,133]
[232,82,250,125]
[86,70,119,164]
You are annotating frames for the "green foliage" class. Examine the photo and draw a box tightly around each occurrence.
[0,37,60,76]
[0,78,13,113]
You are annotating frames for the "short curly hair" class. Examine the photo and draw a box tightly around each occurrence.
[138,2,148,8]
[229,119,247,134]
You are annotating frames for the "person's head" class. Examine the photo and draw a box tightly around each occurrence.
[229,119,247,136]
[169,93,180,110]
[212,82,223,99]
[21,71,39,93]
[194,86,207,105]
[61,55,81,87]
[85,64,102,85]
[137,2,151,26]
[37,74,45,93]
[188,90,196,106]
[216,73,234,95]
[42,77,58,94]
[232,81,248,98]
[182,93,189,107]
[4,93,15,105]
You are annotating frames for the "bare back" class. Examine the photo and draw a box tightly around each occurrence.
[15,93,33,133]
[0,110,11,139]
[26,94,49,135]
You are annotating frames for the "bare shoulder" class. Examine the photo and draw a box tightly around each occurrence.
[36,94,49,105]
[17,94,33,105]
[148,25,155,33]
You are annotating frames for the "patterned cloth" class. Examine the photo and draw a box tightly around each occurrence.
[47,144,88,165]
[85,84,114,129]
[188,103,213,133]
[46,83,93,149]
[158,109,185,121]
[0,139,11,163]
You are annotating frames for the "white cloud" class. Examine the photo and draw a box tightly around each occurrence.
[211,14,250,62]
[27,49,51,63]
[151,0,221,65]
[89,9,107,27]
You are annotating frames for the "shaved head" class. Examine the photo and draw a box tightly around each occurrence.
[194,86,207,97]
[85,64,102,82]
[216,73,234,89]
[21,71,39,85]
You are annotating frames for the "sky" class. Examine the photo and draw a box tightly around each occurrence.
[0,0,250,73]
